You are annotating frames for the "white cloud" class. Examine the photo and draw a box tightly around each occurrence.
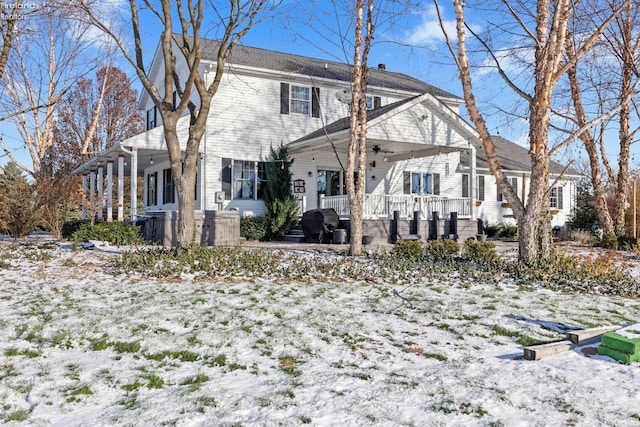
[405,4,456,46]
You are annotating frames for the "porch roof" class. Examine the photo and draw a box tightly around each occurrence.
[287,92,479,160]
[71,116,200,176]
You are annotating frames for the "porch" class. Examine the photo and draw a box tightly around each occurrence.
[319,194,473,220]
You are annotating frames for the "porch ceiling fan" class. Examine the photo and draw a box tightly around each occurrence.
[371,145,393,155]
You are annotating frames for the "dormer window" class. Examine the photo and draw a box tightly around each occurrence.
[280,83,320,117]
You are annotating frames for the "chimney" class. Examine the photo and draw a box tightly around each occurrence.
[378,63,386,70]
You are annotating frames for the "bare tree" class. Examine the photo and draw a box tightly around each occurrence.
[75,0,277,253]
[565,0,640,236]
[0,1,107,177]
[0,0,23,79]
[345,0,374,256]
[437,0,624,262]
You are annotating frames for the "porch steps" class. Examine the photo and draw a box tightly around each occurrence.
[283,227,305,243]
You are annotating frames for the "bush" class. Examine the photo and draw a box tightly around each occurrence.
[483,223,500,238]
[425,239,459,259]
[240,216,268,241]
[497,223,517,238]
[62,219,91,240]
[463,239,499,265]
[617,235,637,252]
[392,239,424,260]
[72,221,144,245]
[600,233,618,250]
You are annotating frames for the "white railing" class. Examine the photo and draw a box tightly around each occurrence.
[320,194,472,219]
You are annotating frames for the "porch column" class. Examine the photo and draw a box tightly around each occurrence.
[97,164,104,220]
[81,174,88,220]
[469,145,477,220]
[130,148,138,223]
[106,160,113,222]
[117,154,125,221]
[89,170,96,220]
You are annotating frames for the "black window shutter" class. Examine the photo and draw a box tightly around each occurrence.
[312,87,320,118]
[153,106,158,127]
[403,172,411,194]
[280,83,289,114]
[433,173,440,195]
[221,158,232,200]
[478,175,485,201]
[374,96,381,109]
[173,91,178,111]
[462,174,469,198]
[558,186,563,209]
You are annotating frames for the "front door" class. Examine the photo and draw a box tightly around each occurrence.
[317,169,343,207]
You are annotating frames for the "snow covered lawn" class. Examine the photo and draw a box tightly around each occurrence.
[1,243,639,426]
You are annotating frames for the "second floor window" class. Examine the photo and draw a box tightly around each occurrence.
[280,83,320,117]
[291,85,310,115]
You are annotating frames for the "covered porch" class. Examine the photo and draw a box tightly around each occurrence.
[287,93,479,222]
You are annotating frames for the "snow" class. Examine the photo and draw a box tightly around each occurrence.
[1,241,640,426]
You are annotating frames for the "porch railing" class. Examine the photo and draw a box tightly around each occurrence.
[319,194,472,219]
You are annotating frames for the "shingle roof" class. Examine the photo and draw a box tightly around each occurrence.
[292,96,421,143]
[474,135,580,175]
[189,36,460,99]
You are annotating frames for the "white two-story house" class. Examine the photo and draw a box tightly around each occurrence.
[73,38,580,243]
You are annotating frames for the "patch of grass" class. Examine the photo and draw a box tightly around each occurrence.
[122,381,142,392]
[515,336,544,346]
[113,341,140,354]
[423,352,448,362]
[281,365,301,377]
[180,374,209,391]
[145,350,199,362]
[91,339,111,351]
[143,374,164,389]
[208,354,226,367]
[66,384,93,402]
[300,416,312,424]
[5,348,18,357]
[5,409,29,422]
[492,325,520,338]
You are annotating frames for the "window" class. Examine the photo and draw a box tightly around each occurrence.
[366,95,382,110]
[147,172,157,206]
[477,175,485,201]
[550,186,564,209]
[232,160,268,200]
[462,174,469,198]
[497,177,517,202]
[163,168,175,204]
[291,85,310,115]
[403,172,440,195]
[146,106,157,130]
[280,83,320,117]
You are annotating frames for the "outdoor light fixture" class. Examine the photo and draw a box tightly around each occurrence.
[308,171,313,177]
[150,157,154,165]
